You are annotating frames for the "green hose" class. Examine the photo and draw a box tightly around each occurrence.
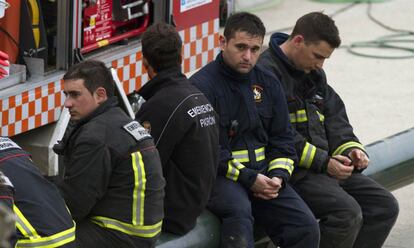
[347,33,414,59]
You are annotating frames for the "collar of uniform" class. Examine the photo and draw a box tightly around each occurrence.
[54,97,119,154]
[138,66,184,101]
[216,52,251,83]
[73,96,119,128]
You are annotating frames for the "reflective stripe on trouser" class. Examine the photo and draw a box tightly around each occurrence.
[299,142,317,169]
[232,147,265,163]
[226,159,245,181]
[91,216,162,238]
[268,158,294,175]
[14,205,76,248]
[332,141,366,156]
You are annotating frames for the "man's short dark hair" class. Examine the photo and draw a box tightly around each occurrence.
[223,12,266,40]
[141,22,182,72]
[290,12,341,48]
[63,60,115,97]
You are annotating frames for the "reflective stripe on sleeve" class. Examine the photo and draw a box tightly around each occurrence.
[91,216,162,238]
[232,150,249,163]
[299,142,316,169]
[255,147,265,161]
[268,158,294,175]
[131,152,146,226]
[290,109,324,123]
[232,147,265,163]
[332,141,366,156]
[316,111,325,122]
[226,159,245,181]
[289,109,307,123]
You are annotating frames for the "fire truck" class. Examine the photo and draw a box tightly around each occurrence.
[0,0,220,175]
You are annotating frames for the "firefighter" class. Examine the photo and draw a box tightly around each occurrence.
[0,137,76,248]
[258,11,399,248]
[0,170,14,248]
[190,12,319,248]
[53,60,165,248]
[135,23,219,235]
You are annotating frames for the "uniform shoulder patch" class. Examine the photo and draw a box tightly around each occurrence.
[123,121,152,142]
[0,137,21,151]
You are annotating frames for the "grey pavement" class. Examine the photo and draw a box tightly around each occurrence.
[237,0,414,247]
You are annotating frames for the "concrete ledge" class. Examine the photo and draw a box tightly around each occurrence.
[364,127,414,190]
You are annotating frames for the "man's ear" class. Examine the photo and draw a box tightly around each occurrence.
[219,35,226,50]
[143,57,149,70]
[292,35,305,46]
[94,87,108,104]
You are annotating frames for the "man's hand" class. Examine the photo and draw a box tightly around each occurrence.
[327,155,354,180]
[348,149,369,170]
[250,174,280,200]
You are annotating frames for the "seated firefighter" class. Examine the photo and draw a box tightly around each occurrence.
[0,137,75,248]
[190,12,320,248]
[53,60,165,248]
[135,22,219,235]
[258,11,399,248]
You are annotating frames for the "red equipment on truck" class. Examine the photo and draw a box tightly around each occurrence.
[0,0,220,175]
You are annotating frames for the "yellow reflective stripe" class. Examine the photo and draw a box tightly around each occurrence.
[13,205,39,238]
[232,159,245,170]
[131,152,146,226]
[16,223,76,248]
[333,141,366,156]
[296,109,307,122]
[91,216,162,238]
[316,111,325,122]
[289,113,297,123]
[226,161,240,181]
[268,158,294,175]
[232,147,265,163]
[232,150,249,163]
[299,142,316,169]
[255,147,265,161]
[290,109,307,123]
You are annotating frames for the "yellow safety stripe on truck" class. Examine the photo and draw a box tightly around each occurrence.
[28,0,40,48]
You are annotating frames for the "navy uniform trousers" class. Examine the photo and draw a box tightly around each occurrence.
[293,171,399,248]
[208,176,320,248]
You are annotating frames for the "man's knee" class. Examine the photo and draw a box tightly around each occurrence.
[377,191,399,223]
[332,202,363,229]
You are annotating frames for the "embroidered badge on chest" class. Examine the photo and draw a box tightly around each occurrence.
[252,85,263,103]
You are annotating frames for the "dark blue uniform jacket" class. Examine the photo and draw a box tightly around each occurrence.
[191,53,297,188]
